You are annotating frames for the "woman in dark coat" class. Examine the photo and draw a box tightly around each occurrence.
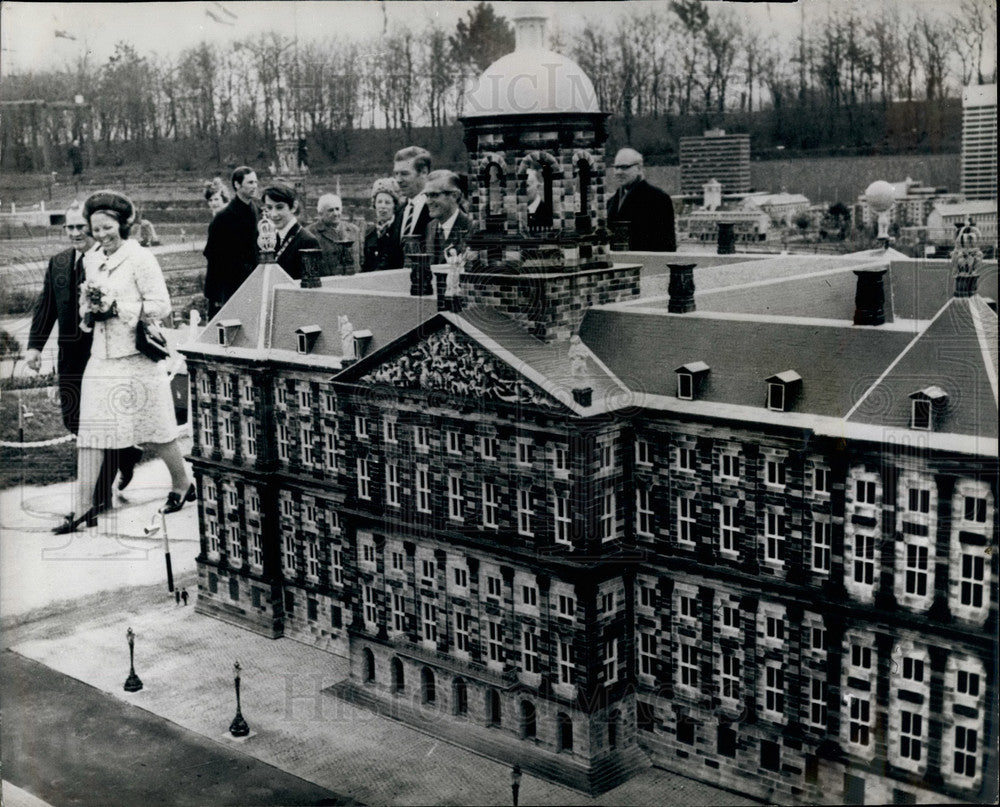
[362,178,404,272]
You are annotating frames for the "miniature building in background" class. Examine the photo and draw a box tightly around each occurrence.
[180,18,999,805]
[679,129,751,197]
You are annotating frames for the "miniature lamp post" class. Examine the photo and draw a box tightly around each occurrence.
[229,660,250,737]
[123,626,143,692]
[510,763,522,807]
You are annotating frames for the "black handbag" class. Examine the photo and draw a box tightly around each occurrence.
[136,305,171,362]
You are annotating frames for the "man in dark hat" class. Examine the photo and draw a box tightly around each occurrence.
[26,202,142,509]
[203,165,260,318]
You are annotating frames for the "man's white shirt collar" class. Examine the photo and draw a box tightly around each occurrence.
[276,221,296,242]
[439,208,460,241]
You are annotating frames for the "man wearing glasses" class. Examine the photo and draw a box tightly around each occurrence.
[607,147,676,252]
[26,202,142,511]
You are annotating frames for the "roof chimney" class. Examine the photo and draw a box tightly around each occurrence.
[514,15,548,50]
[853,267,888,326]
[300,248,322,289]
[668,264,697,313]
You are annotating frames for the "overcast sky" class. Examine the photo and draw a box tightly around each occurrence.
[0,0,986,75]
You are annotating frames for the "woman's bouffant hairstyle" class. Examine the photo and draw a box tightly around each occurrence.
[370,177,401,207]
[83,190,135,238]
[204,183,230,203]
[262,183,298,211]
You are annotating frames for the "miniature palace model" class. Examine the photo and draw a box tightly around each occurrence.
[180,18,998,804]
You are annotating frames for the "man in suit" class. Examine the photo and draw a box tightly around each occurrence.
[262,183,321,281]
[606,147,676,252]
[203,165,260,317]
[26,203,142,509]
[310,193,359,275]
[423,170,472,263]
[392,146,432,253]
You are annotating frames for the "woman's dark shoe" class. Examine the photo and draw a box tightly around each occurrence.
[53,508,99,534]
[162,483,197,514]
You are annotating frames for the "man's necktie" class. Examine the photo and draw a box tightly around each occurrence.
[402,202,414,236]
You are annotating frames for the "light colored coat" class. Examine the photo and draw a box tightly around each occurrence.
[81,238,171,359]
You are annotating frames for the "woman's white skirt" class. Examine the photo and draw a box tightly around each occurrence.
[77,353,179,449]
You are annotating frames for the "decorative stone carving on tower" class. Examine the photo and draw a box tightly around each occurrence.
[453,13,640,342]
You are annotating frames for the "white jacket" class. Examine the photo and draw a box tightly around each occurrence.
[81,238,171,360]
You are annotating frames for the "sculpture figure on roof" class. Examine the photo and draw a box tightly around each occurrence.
[568,334,589,379]
[338,314,354,357]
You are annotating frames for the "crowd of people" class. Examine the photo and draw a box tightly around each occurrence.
[27,145,674,532]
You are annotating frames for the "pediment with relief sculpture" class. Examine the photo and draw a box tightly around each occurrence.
[359,324,566,411]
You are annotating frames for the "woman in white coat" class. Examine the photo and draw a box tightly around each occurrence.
[55,190,195,533]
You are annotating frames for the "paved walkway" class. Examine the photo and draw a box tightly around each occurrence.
[1,471,760,806]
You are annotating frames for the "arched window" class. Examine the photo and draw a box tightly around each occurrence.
[487,688,502,726]
[421,666,436,704]
[521,700,537,739]
[557,712,574,752]
[362,648,376,684]
[453,677,468,716]
[391,656,405,694]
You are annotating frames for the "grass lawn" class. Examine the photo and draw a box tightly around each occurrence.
[0,386,76,489]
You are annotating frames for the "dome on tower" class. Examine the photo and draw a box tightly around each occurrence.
[462,15,600,118]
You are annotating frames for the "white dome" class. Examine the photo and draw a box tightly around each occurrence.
[463,48,600,118]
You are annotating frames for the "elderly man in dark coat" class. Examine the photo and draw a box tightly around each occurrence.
[606,147,676,252]
[203,165,260,317]
[310,193,360,275]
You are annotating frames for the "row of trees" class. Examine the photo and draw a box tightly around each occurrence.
[1,1,995,172]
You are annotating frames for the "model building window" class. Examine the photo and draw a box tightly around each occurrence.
[849,696,871,746]
[322,391,335,413]
[300,425,314,465]
[248,525,263,569]
[517,488,533,536]
[282,530,296,577]
[447,430,462,455]
[486,620,504,663]
[199,373,212,397]
[911,398,931,430]
[558,639,575,684]
[764,663,785,717]
[222,416,236,454]
[676,446,696,472]
[953,725,978,777]
[413,425,429,451]
[639,583,657,609]
[677,372,694,400]
[902,656,925,683]
[330,548,343,585]
[720,653,740,701]
[482,482,499,528]
[765,614,785,642]
[599,491,616,541]
[553,446,569,473]
[480,435,498,461]
[720,453,741,480]
[422,602,438,642]
[963,496,987,523]
[811,625,826,651]
[416,466,431,513]
[356,458,371,500]
[957,670,980,697]
[242,376,256,405]
[719,504,739,555]
[676,496,696,545]
[383,419,398,443]
[856,479,877,505]
[206,518,220,557]
[678,642,699,689]
[275,383,289,406]
[487,574,503,598]
[453,566,468,589]
[522,631,540,674]
[767,381,785,411]
[904,544,929,596]
[392,592,407,633]
[603,640,618,683]
[363,585,378,627]
[386,463,401,507]
[554,494,572,544]
[721,604,740,633]
[598,442,613,471]
[808,677,828,727]
[907,487,931,514]
[558,593,576,618]
[361,543,376,565]
[243,420,257,459]
[516,438,534,466]
[679,593,699,621]
[765,511,786,564]
[305,538,319,580]
[638,632,657,676]
[852,534,875,586]
[765,458,786,487]
[811,518,832,573]
[201,418,215,451]
[454,612,470,652]
[851,644,873,670]
[355,415,369,439]
[521,584,537,607]
[218,374,233,400]
[959,553,985,608]
[421,558,436,583]
[447,473,464,520]
[323,432,337,470]
[298,387,311,409]
[899,711,923,761]
[600,590,615,613]
[813,466,830,494]
[635,438,652,466]
[636,488,654,538]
